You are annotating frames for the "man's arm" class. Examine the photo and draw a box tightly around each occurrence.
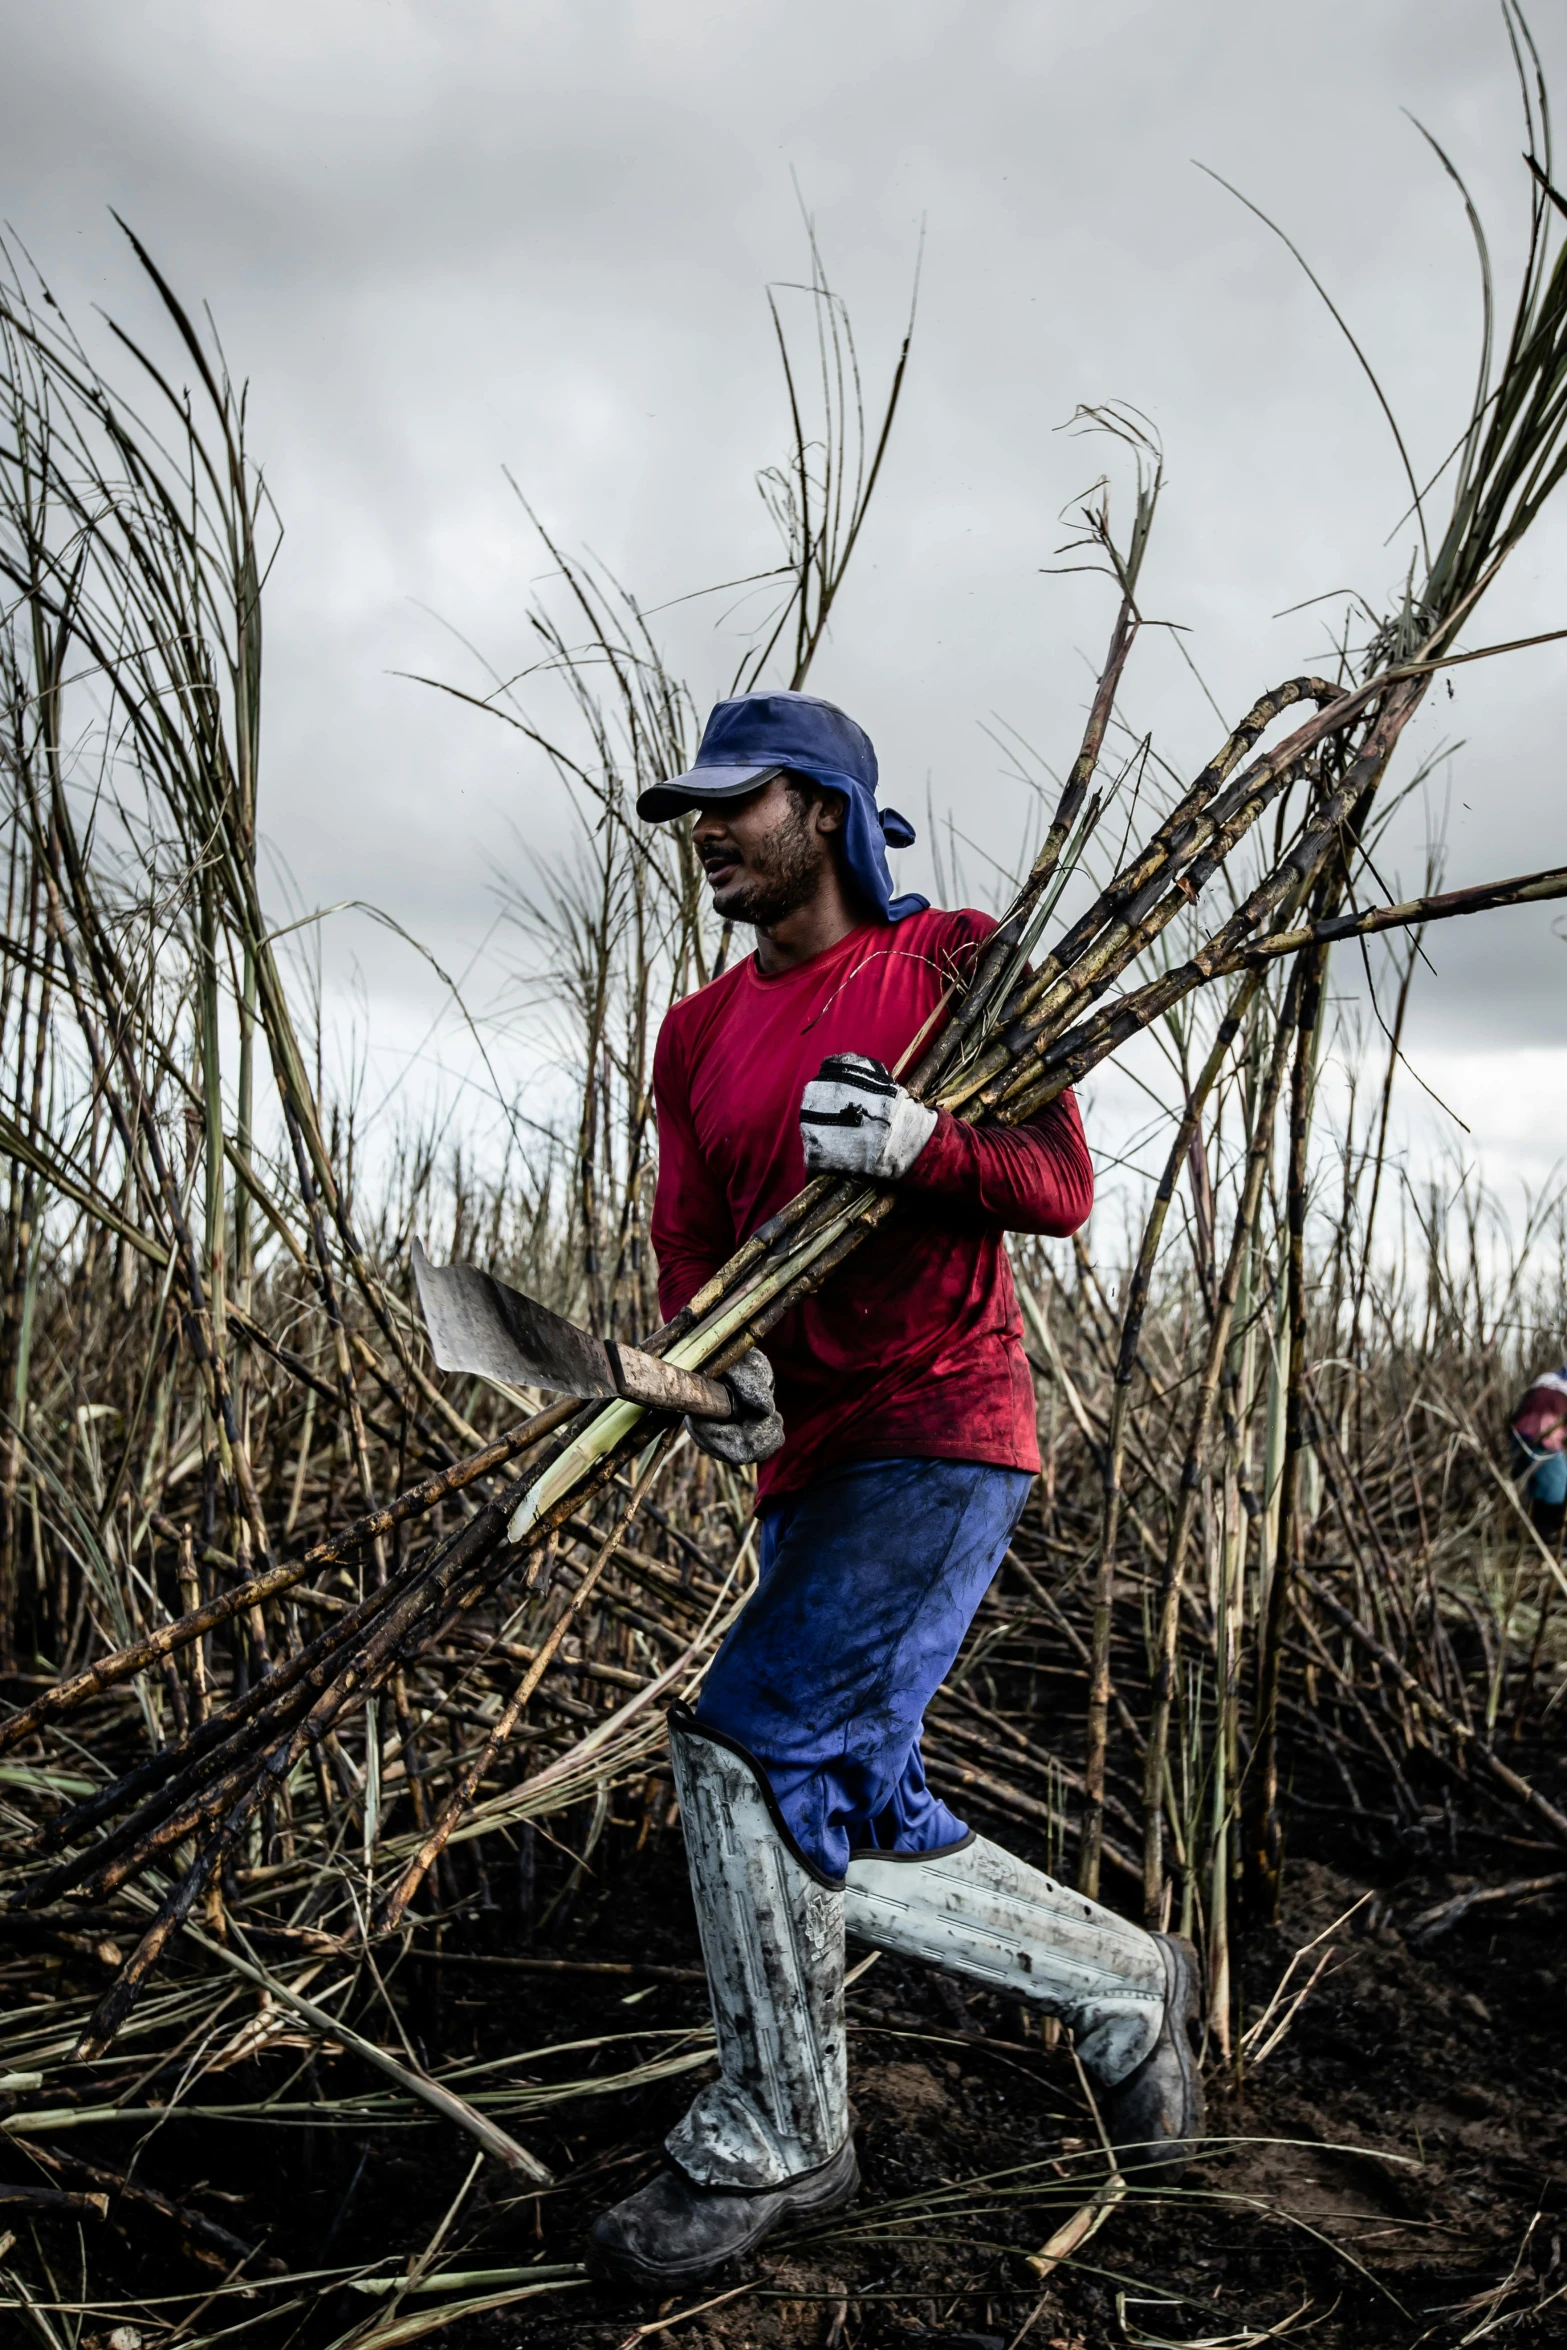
[898,1092,1094,1236]
[797,1050,1093,1236]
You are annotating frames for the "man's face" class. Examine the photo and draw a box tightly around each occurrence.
[691,775,842,926]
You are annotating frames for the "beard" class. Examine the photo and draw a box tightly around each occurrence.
[705,798,826,927]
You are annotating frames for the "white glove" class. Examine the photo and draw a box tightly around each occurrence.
[687,1345,785,1466]
[799,1052,938,1181]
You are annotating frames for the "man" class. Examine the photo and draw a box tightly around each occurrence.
[1512,1361,1567,1546]
[590,690,1203,2286]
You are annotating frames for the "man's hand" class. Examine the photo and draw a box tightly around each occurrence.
[687,1345,785,1466]
[799,1052,938,1182]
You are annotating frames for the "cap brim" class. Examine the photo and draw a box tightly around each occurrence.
[636,764,785,821]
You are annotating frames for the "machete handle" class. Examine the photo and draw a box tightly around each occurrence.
[605,1343,734,1421]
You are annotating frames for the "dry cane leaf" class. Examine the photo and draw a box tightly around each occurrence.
[1026,2170,1126,2278]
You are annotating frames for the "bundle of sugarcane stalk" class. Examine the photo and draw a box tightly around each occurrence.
[7,29,1567,2097]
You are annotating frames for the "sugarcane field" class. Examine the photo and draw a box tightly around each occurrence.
[6,5,1567,2346]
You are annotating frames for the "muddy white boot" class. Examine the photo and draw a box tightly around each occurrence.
[845,1835,1203,2177]
[590,1706,857,2283]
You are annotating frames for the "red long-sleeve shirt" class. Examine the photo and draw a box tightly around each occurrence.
[650,907,1094,1502]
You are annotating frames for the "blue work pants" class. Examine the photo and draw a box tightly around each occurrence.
[694,1455,1032,1883]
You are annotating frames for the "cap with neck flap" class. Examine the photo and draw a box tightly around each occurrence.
[636,689,928,924]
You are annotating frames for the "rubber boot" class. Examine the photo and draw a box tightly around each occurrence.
[845,1834,1203,2177]
[590,1707,858,2284]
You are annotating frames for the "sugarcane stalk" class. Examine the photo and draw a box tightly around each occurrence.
[374,1440,669,1932]
[995,687,1424,1124]
[1247,936,1329,1915]
[1299,1566,1567,1848]
[36,840,278,1598]
[1140,968,1298,1920]
[39,1458,564,1907]
[935,676,1346,1115]
[176,1530,209,1728]
[0,1400,578,1756]
[74,1825,232,2058]
[280,1098,393,1588]
[49,1380,667,2026]
[1241,686,1415,1907]
[1079,976,1260,1898]
[21,1461,566,1896]
[994,672,1344,1048]
[914,588,1140,1098]
[1212,856,1567,969]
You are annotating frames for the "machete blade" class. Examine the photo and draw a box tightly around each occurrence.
[411,1237,620,1401]
[409,1240,735,1421]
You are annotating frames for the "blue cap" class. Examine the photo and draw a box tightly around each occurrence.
[637,689,928,925]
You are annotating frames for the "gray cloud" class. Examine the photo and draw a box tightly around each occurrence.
[3,0,1564,1175]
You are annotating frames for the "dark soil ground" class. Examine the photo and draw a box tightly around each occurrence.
[41,1779,1567,2350]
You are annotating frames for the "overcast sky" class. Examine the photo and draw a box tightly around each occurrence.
[4,0,1565,1215]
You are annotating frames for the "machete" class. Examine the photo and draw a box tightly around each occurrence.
[410,1238,733,1421]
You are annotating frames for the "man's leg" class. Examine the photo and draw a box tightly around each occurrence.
[696,1456,1035,1876]
[592,1457,1020,2282]
[843,1840,1203,2176]
[696,1456,1202,2174]
[589,1707,856,2284]
[593,1458,1199,2280]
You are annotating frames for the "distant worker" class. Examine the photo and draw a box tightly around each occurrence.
[1512,1360,1567,1545]
[589,691,1203,2288]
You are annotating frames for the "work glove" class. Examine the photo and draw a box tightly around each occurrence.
[799,1052,938,1182]
[687,1345,785,1466]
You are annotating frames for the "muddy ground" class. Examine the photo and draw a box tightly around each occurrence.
[41,1775,1567,2350]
